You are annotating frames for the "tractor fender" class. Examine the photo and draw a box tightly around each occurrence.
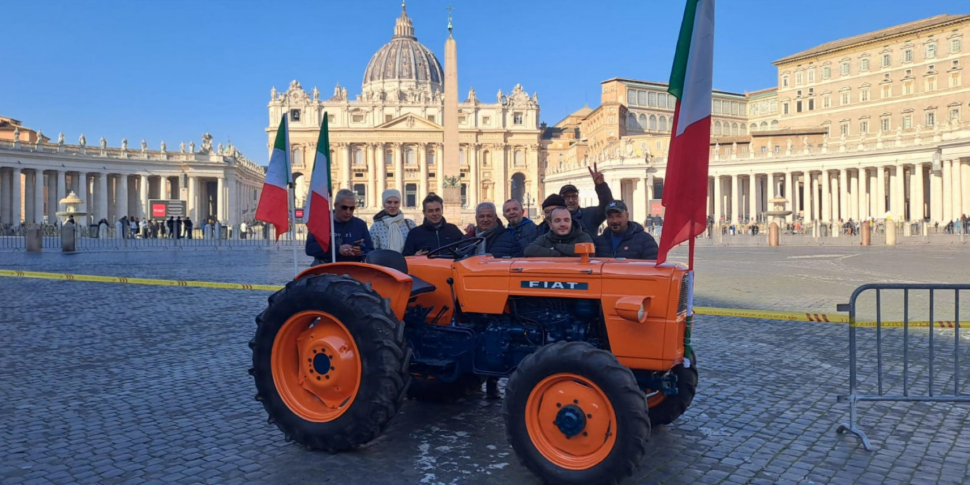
[295,263,413,320]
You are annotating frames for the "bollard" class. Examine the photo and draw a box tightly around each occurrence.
[861,221,871,246]
[25,226,42,252]
[904,222,912,237]
[886,220,896,246]
[61,223,77,252]
[768,222,779,247]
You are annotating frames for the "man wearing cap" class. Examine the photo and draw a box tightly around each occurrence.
[594,200,658,260]
[560,163,614,237]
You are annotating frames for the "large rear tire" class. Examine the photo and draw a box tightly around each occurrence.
[639,350,698,427]
[502,341,649,485]
[250,274,410,452]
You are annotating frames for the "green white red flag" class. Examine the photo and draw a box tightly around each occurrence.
[305,114,333,253]
[255,114,292,240]
[656,0,715,267]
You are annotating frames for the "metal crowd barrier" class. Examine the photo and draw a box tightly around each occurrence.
[0,223,308,251]
[836,284,970,451]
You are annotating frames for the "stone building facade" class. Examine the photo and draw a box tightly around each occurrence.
[0,116,265,227]
[267,4,542,224]
[545,13,970,230]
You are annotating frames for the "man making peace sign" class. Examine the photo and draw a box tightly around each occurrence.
[558,162,615,238]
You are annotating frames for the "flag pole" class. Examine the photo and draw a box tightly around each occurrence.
[329,194,337,264]
[289,183,299,276]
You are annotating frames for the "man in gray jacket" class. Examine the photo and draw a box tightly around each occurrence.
[525,208,594,257]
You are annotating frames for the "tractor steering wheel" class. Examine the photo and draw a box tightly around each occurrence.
[426,237,485,260]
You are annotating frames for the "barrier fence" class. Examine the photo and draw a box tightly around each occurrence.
[0,223,308,251]
[836,284,970,451]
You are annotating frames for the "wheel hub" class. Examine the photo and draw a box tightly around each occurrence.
[554,404,587,438]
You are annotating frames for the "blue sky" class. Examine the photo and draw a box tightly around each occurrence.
[2,0,966,164]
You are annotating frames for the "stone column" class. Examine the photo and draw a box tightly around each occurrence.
[931,162,944,224]
[804,172,814,223]
[748,174,757,223]
[366,143,376,208]
[713,175,722,223]
[942,159,953,223]
[393,143,404,193]
[646,173,655,201]
[77,172,88,218]
[342,143,352,191]
[894,165,906,220]
[821,170,830,223]
[633,177,647,222]
[857,168,868,220]
[850,169,860,221]
[188,176,199,221]
[9,168,22,225]
[730,174,739,225]
[46,170,57,223]
[116,174,129,219]
[139,175,149,219]
[962,159,970,216]
[376,143,386,199]
[418,143,429,203]
[911,164,924,222]
[31,170,44,224]
[97,173,108,223]
[951,159,963,222]
[58,170,67,204]
[836,169,847,222]
[495,144,508,204]
[872,165,886,218]
[216,176,225,222]
[468,143,478,205]
[755,174,764,220]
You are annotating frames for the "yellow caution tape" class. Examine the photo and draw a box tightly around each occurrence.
[0,269,284,292]
[0,269,959,329]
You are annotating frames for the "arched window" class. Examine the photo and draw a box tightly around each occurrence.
[385,151,393,166]
[514,150,525,166]
[428,150,435,166]
[292,148,303,167]
[731,123,738,136]
[741,124,748,135]
[627,113,637,129]
[482,150,490,166]
[354,147,364,165]
[638,114,647,129]
[750,123,757,133]
[649,115,658,130]
[510,173,526,202]
[760,121,768,130]
[770,120,779,130]
[406,148,415,165]
[659,116,667,132]
[714,121,721,135]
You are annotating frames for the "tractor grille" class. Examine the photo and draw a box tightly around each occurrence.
[677,275,690,314]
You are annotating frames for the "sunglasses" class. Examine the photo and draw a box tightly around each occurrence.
[338,205,356,211]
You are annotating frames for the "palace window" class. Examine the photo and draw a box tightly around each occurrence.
[860,120,869,134]
[328,114,336,123]
[796,100,802,113]
[428,150,435,166]
[925,43,937,59]
[427,114,435,123]
[649,115,658,130]
[627,90,637,105]
[406,148,415,165]
[352,114,364,123]
[353,184,366,208]
[951,38,963,53]
[714,120,721,135]
[782,75,789,87]
[840,122,850,136]
[840,91,850,105]
[823,95,831,108]
[385,114,393,123]
[881,85,891,98]
[822,66,831,79]
[860,87,870,102]
[459,148,465,165]
[796,71,804,85]
[385,151,393,166]
[808,98,815,110]
[290,109,301,121]
[925,76,937,91]
[460,184,467,209]
[903,81,914,95]
[903,49,913,63]
[514,150,525,166]
[459,115,467,125]
[881,117,891,132]
[840,62,850,76]
[713,99,722,114]
[926,111,936,127]
[951,107,961,123]
[648,92,658,106]
[659,116,668,132]
[903,114,912,129]
[808,69,815,83]
[513,112,523,125]
[783,102,790,115]
[637,91,647,105]
[405,183,417,208]
[882,54,891,67]
[950,72,962,87]
[860,58,869,71]
[659,94,668,108]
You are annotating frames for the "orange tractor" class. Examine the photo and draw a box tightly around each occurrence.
[249,239,696,485]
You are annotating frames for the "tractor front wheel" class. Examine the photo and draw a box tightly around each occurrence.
[503,341,649,485]
[250,274,410,452]
[639,350,698,427]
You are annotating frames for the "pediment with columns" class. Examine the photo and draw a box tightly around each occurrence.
[376,113,443,131]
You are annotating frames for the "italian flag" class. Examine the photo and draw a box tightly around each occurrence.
[656,0,715,266]
[256,114,292,240]
[305,113,333,252]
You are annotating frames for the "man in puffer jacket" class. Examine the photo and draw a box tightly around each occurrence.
[593,200,658,260]
[502,199,538,251]
[525,208,594,257]
[402,194,464,256]
[463,202,523,258]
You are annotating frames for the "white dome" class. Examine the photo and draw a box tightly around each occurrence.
[362,4,443,95]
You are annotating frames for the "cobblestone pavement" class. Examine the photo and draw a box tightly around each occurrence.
[1,246,969,484]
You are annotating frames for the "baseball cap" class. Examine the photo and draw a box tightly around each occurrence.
[541,194,567,209]
[605,200,628,214]
[559,184,579,195]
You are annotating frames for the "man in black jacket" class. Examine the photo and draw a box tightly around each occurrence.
[525,208,594,257]
[560,162,614,238]
[535,193,567,237]
[402,194,464,256]
[306,189,373,265]
[594,200,658,260]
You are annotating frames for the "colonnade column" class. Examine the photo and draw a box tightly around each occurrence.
[951,159,963,221]
[942,160,953,223]
[876,166,886,217]
[46,170,57,222]
[216,176,225,223]
[96,173,108,223]
[140,175,149,219]
[838,169,848,222]
[857,168,868,220]
[31,170,44,224]
[804,172,814,223]
[78,172,88,217]
[712,175,722,223]
[342,144,352,191]
[931,162,944,223]
[418,143,429,204]
[911,163,924,222]
[117,175,129,219]
[730,174,739,225]
[393,143,404,193]
[495,145,508,204]
[366,143,376,208]
[468,144,478,205]
[849,170,859,221]
[376,143,386,199]
[821,170,830,224]
[748,174,756,223]
[227,174,238,226]
[894,165,906,220]
[57,171,67,207]
[962,159,970,216]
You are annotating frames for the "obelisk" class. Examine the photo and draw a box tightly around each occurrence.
[442,7,462,224]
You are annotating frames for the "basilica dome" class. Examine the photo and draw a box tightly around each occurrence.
[362,4,443,96]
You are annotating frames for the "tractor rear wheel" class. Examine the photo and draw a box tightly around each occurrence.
[250,274,410,452]
[503,341,649,485]
[407,374,486,402]
[640,350,698,427]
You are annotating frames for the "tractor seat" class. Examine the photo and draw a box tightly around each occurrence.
[365,250,436,297]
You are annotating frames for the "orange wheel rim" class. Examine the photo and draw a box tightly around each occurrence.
[645,390,665,408]
[525,373,617,470]
[271,310,361,422]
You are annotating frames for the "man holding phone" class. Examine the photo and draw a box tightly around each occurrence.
[306,189,373,266]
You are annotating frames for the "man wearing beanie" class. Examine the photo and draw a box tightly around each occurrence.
[370,188,416,253]
[536,193,567,237]
[559,163,614,237]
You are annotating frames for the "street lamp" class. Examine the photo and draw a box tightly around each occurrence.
[525,192,536,219]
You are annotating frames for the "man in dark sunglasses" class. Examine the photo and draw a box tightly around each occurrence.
[306,189,373,266]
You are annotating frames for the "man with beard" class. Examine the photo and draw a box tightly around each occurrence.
[594,200,658,260]
[502,198,538,251]
[402,194,464,256]
[463,202,522,258]
[559,163,614,237]
[525,207,594,257]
